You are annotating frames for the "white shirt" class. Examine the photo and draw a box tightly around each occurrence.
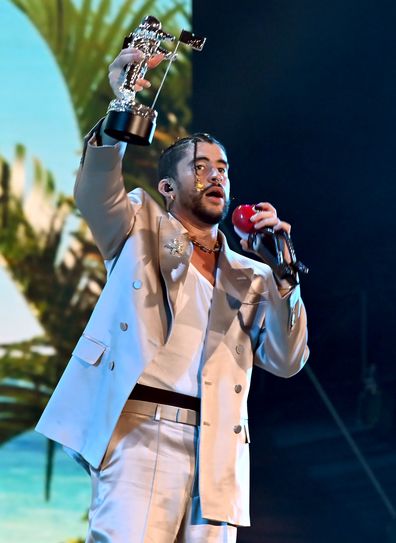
[138,263,213,397]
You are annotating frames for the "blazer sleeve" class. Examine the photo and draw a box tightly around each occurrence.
[74,122,140,260]
[253,270,309,378]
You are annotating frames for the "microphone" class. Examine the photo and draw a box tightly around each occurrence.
[232,204,309,286]
[231,204,277,240]
[231,204,257,238]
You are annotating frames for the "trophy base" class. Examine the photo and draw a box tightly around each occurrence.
[104,109,157,146]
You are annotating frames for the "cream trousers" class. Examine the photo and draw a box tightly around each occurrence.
[86,400,237,543]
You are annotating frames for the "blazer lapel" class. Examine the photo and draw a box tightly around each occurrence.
[204,232,254,361]
[158,214,192,341]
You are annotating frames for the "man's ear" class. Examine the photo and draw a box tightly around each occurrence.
[158,177,175,197]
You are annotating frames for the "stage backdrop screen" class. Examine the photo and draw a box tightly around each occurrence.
[0,1,192,541]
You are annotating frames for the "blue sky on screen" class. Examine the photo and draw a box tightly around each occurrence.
[0,2,81,195]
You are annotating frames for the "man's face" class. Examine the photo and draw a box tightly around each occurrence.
[172,141,231,225]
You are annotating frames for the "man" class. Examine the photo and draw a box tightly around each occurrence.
[36,48,309,543]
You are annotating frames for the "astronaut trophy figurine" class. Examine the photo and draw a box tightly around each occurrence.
[103,15,206,145]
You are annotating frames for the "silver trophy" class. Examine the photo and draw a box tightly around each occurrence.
[103,15,206,145]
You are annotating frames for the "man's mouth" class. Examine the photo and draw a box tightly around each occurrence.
[204,186,225,202]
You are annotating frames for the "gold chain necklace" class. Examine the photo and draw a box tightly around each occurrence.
[189,237,221,254]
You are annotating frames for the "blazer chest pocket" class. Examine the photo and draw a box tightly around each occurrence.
[72,334,108,367]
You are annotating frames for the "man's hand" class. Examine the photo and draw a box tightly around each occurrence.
[239,202,292,263]
[108,47,164,97]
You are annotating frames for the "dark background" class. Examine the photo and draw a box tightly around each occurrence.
[193,1,396,541]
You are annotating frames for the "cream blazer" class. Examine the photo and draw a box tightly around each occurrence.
[36,133,309,526]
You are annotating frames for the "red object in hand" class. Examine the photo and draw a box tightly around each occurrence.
[232,204,257,234]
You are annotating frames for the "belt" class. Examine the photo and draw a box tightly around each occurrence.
[129,383,200,412]
[124,399,199,426]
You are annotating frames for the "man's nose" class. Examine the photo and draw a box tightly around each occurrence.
[209,168,223,184]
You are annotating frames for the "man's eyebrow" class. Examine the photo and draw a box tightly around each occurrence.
[190,155,229,167]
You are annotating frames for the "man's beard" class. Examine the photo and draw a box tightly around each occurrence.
[181,190,230,225]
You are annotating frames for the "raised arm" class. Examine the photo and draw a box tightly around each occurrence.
[74,48,163,260]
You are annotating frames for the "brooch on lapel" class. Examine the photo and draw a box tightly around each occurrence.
[164,238,185,257]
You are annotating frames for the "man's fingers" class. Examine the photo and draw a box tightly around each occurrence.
[250,209,291,234]
[250,203,278,230]
[254,202,277,215]
[110,48,144,70]
[114,50,163,69]
[252,217,291,233]
[135,78,152,90]
[249,202,292,233]
[108,49,142,96]
[273,220,291,235]
[253,217,280,230]
[250,210,274,221]
[147,53,165,69]
[250,208,278,231]
[250,211,276,224]
[109,48,164,96]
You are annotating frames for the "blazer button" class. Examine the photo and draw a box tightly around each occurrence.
[235,344,244,355]
[233,424,242,434]
[234,384,242,393]
[132,280,142,290]
[108,361,115,371]
[120,322,128,331]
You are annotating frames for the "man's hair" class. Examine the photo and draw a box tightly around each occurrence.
[158,132,227,184]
